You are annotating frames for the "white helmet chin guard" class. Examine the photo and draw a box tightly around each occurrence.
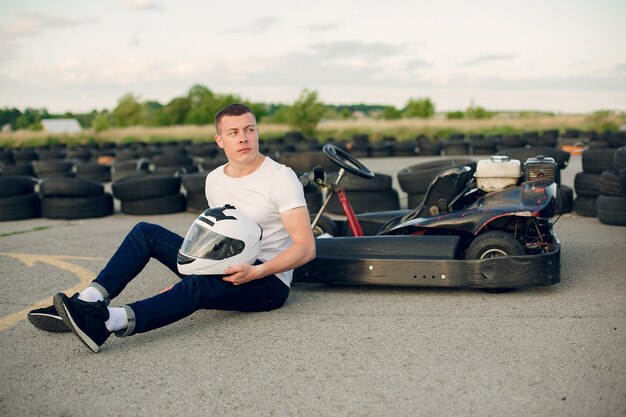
[177,204,262,275]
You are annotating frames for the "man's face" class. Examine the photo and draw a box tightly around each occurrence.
[215,112,259,164]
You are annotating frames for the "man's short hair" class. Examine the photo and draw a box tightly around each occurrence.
[215,103,255,134]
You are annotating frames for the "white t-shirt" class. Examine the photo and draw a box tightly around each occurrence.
[205,156,307,287]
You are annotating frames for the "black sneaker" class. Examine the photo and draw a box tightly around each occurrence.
[53,293,111,353]
[28,305,70,333]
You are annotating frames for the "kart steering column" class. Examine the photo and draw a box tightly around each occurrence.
[310,168,365,237]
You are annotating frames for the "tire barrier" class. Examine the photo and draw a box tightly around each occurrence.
[38,177,113,220]
[112,175,186,215]
[326,188,400,215]
[0,176,41,221]
[397,159,476,196]
[75,162,111,183]
[443,136,470,156]
[182,172,209,213]
[596,146,626,226]
[324,172,399,215]
[597,195,626,226]
[1,137,622,223]
[574,146,626,223]
[556,185,574,215]
[32,160,74,178]
[582,148,616,174]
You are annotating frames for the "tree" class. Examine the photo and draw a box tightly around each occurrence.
[402,97,435,119]
[285,89,326,136]
[112,94,143,127]
[0,107,22,130]
[465,104,493,119]
[185,84,216,125]
[157,97,191,126]
[446,111,464,120]
[380,106,402,120]
[142,101,163,126]
[92,113,111,132]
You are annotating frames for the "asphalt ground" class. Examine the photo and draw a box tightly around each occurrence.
[1,154,625,417]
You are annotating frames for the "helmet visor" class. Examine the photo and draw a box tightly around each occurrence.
[179,222,246,260]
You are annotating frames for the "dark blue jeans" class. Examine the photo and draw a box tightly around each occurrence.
[93,222,289,335]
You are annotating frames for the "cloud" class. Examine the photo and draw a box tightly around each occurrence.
[614,63,626,74]
[309,41,403,59]
[444,73,626,91]
[0,12,98,46]
[306,23,340,33]
[218,16,282,35]
[120,0,163,11]
[458,54,516,67]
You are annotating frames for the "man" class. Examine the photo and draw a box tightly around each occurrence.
[29,103,315,353]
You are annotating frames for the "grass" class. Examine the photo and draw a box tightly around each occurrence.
[0,226,52,238]
[0,113,623,148]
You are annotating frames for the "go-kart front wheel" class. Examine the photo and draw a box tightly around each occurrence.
[466,231,526,293]
[310,214,338,237]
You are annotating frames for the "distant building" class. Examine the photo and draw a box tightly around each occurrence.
[41,118,82,134]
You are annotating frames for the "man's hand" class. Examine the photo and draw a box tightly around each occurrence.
[222,263,261,286]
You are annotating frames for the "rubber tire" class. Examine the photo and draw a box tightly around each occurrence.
[465,230,526,260]
[599,170,626,197]
[613,146,626,170]
[0,176,37,197]
[326,189,400,214]
[39,177,104,197]
[41,194,113,219]
[112,175,181,201]
[574,172,601,198]
[557,185,574,214]
[185,192,209,213]
[582,149,616,174]
[327,172,393,191]
[121,193,186,215]
[310,213,338,237]
[397,159,476,194]
[596,195,626,226]
[182,172,208,194]
[32,160,74,177]
[0,192,41,221]
[574,196,598,217]
[1,163,35,176]
[408,193,426,209]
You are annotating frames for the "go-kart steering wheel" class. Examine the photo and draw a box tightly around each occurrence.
[322,144,374,179]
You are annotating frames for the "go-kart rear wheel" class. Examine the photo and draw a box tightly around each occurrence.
[310,214,338,237]
[466,231,526,293]
[466,231,525,259]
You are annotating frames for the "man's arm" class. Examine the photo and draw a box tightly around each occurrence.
[222,206,315,285]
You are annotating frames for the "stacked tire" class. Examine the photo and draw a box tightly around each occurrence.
[112,175,186,215]
[39,177,113,219]
[0,176,41,221]
[182,172,209,213]
[397,159,476,208]
[574,148,616,217]
[325,172,399,214]
[596,146,626,226]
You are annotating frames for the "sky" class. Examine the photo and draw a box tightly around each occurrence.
[1,0,625,114]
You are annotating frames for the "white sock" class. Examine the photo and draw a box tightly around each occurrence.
[78,286,104,303]
[105,307,128,332]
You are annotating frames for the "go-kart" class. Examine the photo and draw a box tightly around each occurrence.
[293,144,561,290]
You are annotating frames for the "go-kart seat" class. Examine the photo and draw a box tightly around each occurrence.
[376,165,474,234]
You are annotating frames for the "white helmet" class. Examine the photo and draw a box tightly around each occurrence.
[177,204,262,275]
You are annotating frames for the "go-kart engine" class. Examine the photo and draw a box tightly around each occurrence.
[523,155,558,182]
